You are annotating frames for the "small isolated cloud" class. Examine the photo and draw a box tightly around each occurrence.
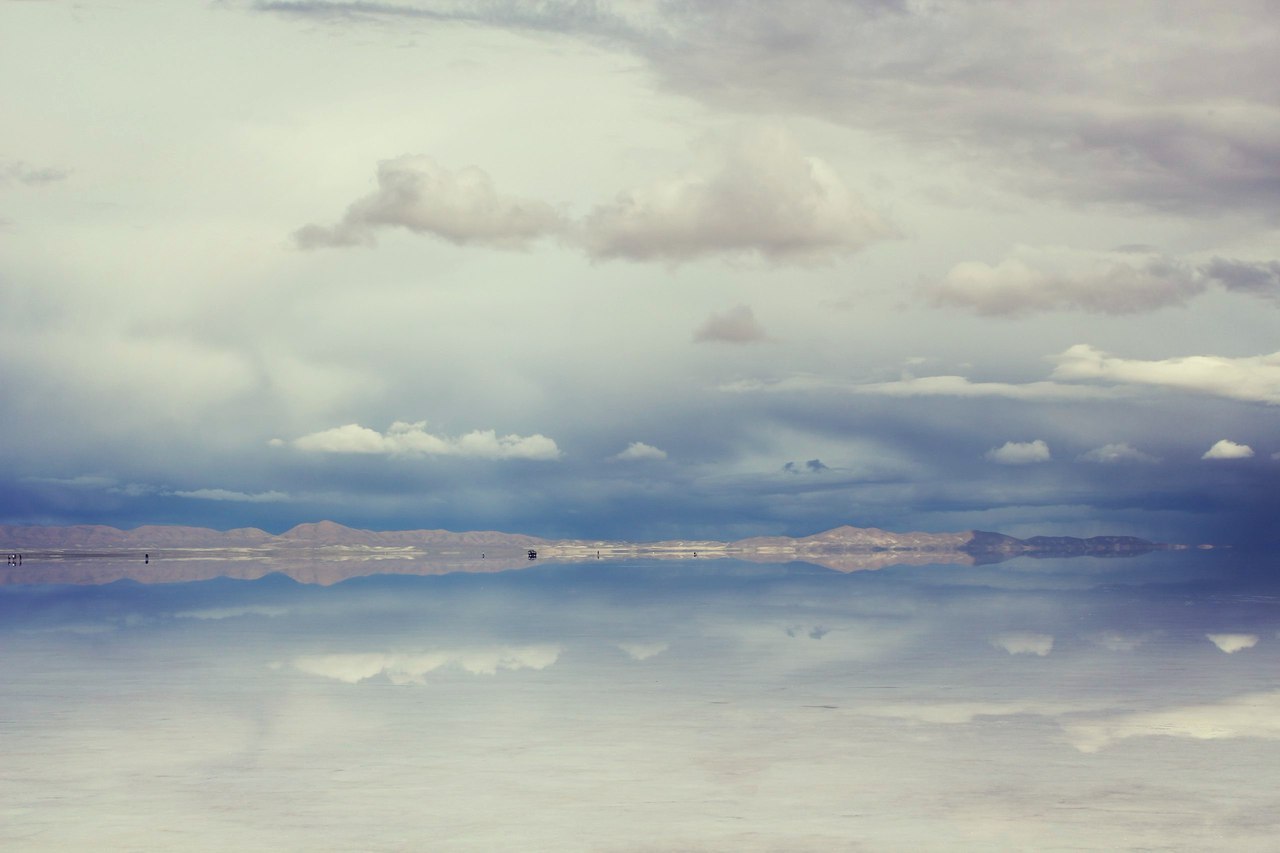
[783,459,828,474]
[1,160,70,187]
[1202,440,1254,460]
[1052,344,1280,405]
[294,155,564,250]
[991,632,1054,656]
[292,420,561,460]
[613,441,667,461]
[1207,633,1259,653]
[618,641,668,661]
[985,440,1051,465]
[291,645,562,685]
[693,304,768,344]
[579,126,895,264]
[172,488,290,503]
[1065,689,1280,753]
[1077,443,1159,464]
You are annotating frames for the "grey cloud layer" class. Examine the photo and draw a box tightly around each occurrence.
[266,1,1280,215]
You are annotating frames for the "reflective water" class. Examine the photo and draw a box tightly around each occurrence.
[3,551,1279,851]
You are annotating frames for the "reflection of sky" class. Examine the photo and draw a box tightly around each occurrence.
[4,552,1280,850]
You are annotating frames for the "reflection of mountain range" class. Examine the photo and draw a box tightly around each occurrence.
[0,521,1177,585]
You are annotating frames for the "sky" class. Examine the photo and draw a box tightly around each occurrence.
[2,0,1278,543]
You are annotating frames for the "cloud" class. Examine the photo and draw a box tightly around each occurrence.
[294,154,564,249]
[291,420,562,460]
[930,251,1204,316]
[1052,345,1280,405]
[931,250,1280,316]
[1202,440,1255,461]
[1206,633,1258,653]
[693,305,769,344]
[721,373,1117,401]
[984,440,1051,465]
[1203,257,1280,299]
[578,126,895,264]
[1077,443,1159,464]
[783,459,828,474]
[618,641,668,661]
[172,488,291,503]
[1065,690,1280,753]
[1,159,70,186]
[990,632,1054,656]
[291,645,562,684]
[613,441,667,461]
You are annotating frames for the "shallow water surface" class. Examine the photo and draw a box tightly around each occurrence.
[3,551,1279,851]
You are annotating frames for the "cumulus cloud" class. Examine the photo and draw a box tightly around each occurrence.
[1065,689,1280,753]
[1202,440,1255,461]
[693,304,769,344]
[578,127,895,264]
[1052,345,1280,405]
[294,155,564,249]
[172,488,291,502]
[292,420,561,460]
[291,645,562,685]
[1077,443,1159,464]
[990,632,1054,656]
[1206,633,1259,653]
[984,440,1051,465]
[613,441,667,461]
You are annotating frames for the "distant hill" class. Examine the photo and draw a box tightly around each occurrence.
[0,520,1166,556]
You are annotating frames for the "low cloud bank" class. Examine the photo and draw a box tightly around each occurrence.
[291,420,561,460]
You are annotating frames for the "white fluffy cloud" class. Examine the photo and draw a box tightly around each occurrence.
[990,632,1054,656]
[984,440,1051,465]
[291,421,561,460]
[613,441,667,461]
[1052,345,1280,405]
[1206,633,1259,653]
[291,645,562,685]
[295,155,565,249]
[579,127,895,264]
[693,305,768,344]
[1077,443,1159,464]
[1202,440,1255,461]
